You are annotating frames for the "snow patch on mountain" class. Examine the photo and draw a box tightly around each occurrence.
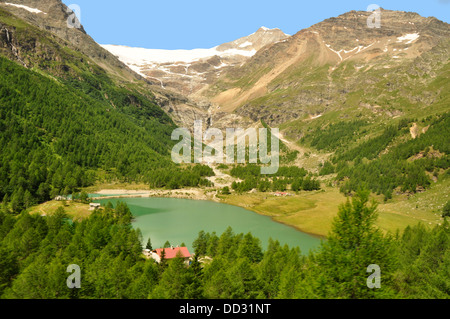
[397,33,420,44]
[239,41,253,48]
[325,44,343,61]
[101,45,257,65]
[4,2,46,14]
[325,42,376,62]
[100,26,289,96]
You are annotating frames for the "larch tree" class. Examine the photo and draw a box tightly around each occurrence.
[314,188,397,299]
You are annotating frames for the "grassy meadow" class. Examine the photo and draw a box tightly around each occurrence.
[220,180,448,237]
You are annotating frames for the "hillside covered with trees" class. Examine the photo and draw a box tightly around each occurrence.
[0,191,448,299]
[0,7,218,210]
[0,2,448,302]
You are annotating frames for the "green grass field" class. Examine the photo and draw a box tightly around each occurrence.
[221,180,448,237]
[29,200,91,221]
[377,176,449,233]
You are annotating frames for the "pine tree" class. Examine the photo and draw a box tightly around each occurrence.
[193,231,208,256]
[151,251,188,299]
[79,191,89,204]
[0,245,19,296]
[159,248,167,271]
[315,188,397,298]
[146,238,153,251]
[184,254,204,299]
[237,233,263,263]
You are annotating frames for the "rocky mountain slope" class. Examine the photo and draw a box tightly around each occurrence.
[207,9,449,128]
[102,8,449,135]
[0,0,142,81]
[0,0,206,126]
[199,9,448,201]
[102,27,289,98]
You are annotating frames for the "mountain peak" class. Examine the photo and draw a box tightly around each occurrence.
[256,26,287,35]
[258,26,271,31]
[207,9,449,125]
[102,27,290,99]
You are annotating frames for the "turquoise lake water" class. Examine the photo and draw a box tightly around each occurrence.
[94,197,322,254]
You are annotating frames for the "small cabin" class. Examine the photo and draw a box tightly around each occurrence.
[151,246,191,265]
[274,192,288,197]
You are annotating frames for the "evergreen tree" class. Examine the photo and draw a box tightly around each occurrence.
[221,186,231,195]
[146,238,153,251]
[237,233,263,263]
[184,254,204,299]
[193,231,208,256]
[314,189,397,298]
[159,248,167,271]
[79,191,89,204]
[151,252,189,299]
[394,220,450,298]
[0,245,18,296]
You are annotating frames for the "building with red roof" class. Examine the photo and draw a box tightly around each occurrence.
[150,246,191,265]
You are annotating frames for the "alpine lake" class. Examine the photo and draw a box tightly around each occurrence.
[93,197,322,254]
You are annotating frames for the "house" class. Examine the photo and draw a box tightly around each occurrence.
[274,192,293,197]
[89,203,101,210]
[274,192,288,197]
[150,246,191,265]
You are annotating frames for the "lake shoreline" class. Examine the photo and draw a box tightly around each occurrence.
[94,194,322,253]
[93,187,327,239]
[93,188,213,201]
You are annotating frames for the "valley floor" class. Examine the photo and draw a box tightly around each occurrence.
[29,178,448,238]
[220,183,448,237]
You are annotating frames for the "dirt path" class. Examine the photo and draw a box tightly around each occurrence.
[410,122,419,139]
[206,166,233,188]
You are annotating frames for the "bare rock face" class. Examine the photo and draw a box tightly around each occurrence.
[0,0,208,126]
[101,9,449,130]
[4,3,448,133]
[100,27,290,129]
[151,86,210,128]
[314,9,449,52]
[216,27,289,53]
[207,9,450,126]
[0,0,140,81]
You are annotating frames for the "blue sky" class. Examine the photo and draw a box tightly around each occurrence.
[62,0,449,49]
